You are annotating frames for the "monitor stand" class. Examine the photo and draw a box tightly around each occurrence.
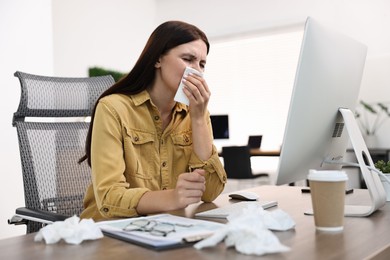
[339,108,386,216]
[305,108,386,217]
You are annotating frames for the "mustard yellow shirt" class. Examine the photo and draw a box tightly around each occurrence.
[81,90,227,221]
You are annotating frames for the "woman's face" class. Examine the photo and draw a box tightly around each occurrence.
[155,39,208,94]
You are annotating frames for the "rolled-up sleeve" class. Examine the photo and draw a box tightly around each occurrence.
[188,145,227,202]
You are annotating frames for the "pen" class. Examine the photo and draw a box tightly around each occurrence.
[182,233,212,243]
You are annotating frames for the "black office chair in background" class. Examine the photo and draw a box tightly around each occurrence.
[221,146,269,181]
[8,71,114,233]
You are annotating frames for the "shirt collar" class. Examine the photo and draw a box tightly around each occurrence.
[132,90,151,106]
[132,90,189,113]
[175,101,189,113]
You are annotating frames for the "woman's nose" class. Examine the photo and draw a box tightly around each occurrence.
[190,65,202,73]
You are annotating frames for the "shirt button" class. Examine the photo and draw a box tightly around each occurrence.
[154,115,160,120]
[103,208,109,212]
[162,187,167,190]
[162,161,167,167]
[184,135,189,143]
[134,136,139,142]
[223,176,226,181]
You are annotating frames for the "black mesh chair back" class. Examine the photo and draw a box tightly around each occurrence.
[11,71,114,233]
[222,146,269,179]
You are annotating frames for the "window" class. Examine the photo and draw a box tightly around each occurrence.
[206,27,304,150]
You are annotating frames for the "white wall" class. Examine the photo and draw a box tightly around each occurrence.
[0,0,54,239]
[359,53,390,144]
[52,0,157,76]
[155,0,390,56]
[1,0,390,239]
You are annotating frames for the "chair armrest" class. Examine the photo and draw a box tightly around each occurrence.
[8,207,70,225]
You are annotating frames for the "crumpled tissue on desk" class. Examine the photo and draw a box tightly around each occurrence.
[194,205,295,256]
[34,215,103,245]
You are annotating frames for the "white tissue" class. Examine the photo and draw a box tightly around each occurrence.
[257,207,296,231]
[194,204,295,256]
[34,215,104,245]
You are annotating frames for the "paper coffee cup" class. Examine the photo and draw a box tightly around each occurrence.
[308,170,348,232]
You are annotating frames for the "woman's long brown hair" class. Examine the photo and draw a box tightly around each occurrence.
[79,21,210,166]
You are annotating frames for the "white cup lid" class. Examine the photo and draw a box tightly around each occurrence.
[308,169,348,182]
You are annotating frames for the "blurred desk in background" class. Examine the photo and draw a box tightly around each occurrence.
[345,148,390,189]
[346,148,390,162]
[219,149,280,157]
[249,149,281,157]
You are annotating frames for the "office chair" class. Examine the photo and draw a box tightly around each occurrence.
[221,146,269,180]
[8,71,114,233]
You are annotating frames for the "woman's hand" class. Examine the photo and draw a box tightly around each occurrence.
[173,169,206,208]
[136,169,206,215]
[182,73,210,119]
[182,73,213,161]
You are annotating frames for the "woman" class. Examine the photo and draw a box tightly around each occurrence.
[80,21,227,221]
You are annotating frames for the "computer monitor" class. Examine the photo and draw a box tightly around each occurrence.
[248,135,262,149]
[275,17,386,216]
[210,115,229,139]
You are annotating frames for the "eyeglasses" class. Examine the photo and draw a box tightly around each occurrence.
[123,219,193,237]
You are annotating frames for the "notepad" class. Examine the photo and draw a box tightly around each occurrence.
[195,201,278,219]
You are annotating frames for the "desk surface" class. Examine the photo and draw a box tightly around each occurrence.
[1,186,389,259]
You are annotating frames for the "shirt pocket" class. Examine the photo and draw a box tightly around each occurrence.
[124,127,155,180]
[171,131,193,161]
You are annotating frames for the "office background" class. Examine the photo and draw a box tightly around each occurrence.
[1,0,390,239]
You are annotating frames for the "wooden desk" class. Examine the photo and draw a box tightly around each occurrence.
[219,149,281,157]
[1,186,389,259]
[249,149,280,157]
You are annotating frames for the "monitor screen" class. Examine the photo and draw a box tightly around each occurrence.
[248,135,263,149]
[276,17,368,185]
[210,115,229,139]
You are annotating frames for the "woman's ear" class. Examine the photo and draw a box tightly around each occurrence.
[155,58,161,68]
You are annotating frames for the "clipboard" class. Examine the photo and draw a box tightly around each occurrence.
[98,214,224,251]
